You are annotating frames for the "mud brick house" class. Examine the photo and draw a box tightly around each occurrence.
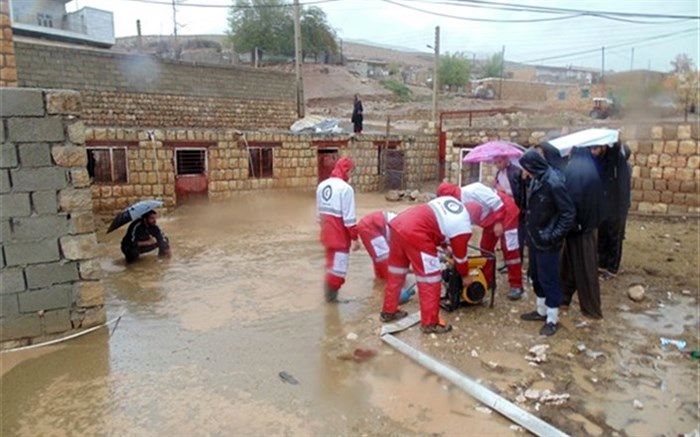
[10,35,437,212]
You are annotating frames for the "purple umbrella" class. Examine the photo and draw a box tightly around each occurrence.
[462,141,524,163]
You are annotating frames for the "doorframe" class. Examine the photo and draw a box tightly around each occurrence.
[458,147,483,186]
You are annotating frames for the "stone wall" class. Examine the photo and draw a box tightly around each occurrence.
[444,123,700,215]
[0,0,16,87]
[84,127,438,212]
[0,88,105,349]
[14,40,297,129]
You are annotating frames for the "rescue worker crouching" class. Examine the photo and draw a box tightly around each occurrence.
[120,210,171,263]
[381,182,472,334]
[357,210,397,281]
[316,157,360,303]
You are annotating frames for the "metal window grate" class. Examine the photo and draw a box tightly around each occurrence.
[176,149,207,175]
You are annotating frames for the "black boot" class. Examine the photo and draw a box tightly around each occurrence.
[324,284,339,303]
[520,310,547,321]
[380,310,408,323]
[539,322,558,336]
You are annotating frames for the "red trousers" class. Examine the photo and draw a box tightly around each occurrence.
[382,231,442,326]
[480,223,522,289]
[358,226,389,280]
[325,249,349,290]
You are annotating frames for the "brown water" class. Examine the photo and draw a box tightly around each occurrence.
[1,193,698,436]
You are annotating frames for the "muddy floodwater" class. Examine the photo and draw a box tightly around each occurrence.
[2,192,699,436]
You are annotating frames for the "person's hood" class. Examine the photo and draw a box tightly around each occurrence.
[330,157,354,181]
[519,149,550,177]
[436,182,462,200]
[539,142,566,171]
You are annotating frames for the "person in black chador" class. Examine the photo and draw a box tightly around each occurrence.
[597,143,632,278]
[560,146,604,318]
[121,210,171,263]
[351,94,363,133]
[519,149,575,336]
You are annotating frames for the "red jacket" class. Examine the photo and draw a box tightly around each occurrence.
[390,195,472,276]
[316,157,358,249]
[357,211,396,239]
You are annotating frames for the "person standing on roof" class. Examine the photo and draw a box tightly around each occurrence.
[381,182,472,334]
[357,210,397,281]
[351,94,363,134]
[518,149,575,336]
[316,157,360,303]
[444,182,524,300]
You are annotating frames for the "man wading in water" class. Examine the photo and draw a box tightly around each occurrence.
[121,210,171,263]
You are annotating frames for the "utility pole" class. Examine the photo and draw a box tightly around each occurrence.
[136,19,142,53]
[431,26,440,126]
[498,45,506,100]
[630,47,635,71]
[601,46,605,82]
[293,0,305,118]
[171,0,179,59]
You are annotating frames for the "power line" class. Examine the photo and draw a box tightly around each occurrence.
[116,0,342,7]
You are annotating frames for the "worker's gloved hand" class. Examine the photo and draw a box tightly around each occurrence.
[462,275,474,288]
[352,240,361,252]
[493,222,504,238]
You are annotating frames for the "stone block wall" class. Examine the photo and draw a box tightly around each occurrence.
[0,88,105,349]
[85,128,439,212]
[14,40,297,129]
[0,0,16,87]
[444,123,700,215]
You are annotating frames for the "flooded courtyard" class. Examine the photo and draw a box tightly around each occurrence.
[1,192,698,436]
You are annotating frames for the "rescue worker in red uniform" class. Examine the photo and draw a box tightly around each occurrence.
[381,183,472,334]
[316,157,359,303]
[439,182,524,300]
[357,211,397,281]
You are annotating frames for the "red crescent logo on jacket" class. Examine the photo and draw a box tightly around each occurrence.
[444,199,464,214]
[322,185,333,201]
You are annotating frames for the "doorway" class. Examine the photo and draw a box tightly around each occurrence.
[175,148,208,202]
[317,148,338,182]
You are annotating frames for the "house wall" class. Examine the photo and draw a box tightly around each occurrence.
[444,123,700,215]
[0,0,17,86]
[14,40,297,129]
[0,88,105,349]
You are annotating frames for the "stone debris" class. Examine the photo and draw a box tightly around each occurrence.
[510,425,524,433]
[585,349,605,360]
[385,189,435,203]
[539,390,570,405]
[633,399,644,409]
[576,343,587,353]
[471,349,479,358]
[628,285,646,302]
[525,344,549,363]
[474,406,493,415]
[515,394,527,403]
[346,332,358,341]
[487,361,499,369]
[618,304,631,312]
[524,389,541,400]
[682,289,692,296]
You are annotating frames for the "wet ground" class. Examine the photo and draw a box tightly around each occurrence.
[1,192,698,436]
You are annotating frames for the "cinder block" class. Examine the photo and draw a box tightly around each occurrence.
[11,215,69,241]
[0,220,9,243]
[0,169,9,193]
[0,193,31,218]
[0,143,17,168]
[1,293,19,317]
[0,267,25,294]
[59,234,97,260]
[0,313,42,341]
[18,143,52,167]
[4,240,60,266]
[25,261,78,289]
[7,117,64,143]
[31,190,58,214]
[42,308,72,334]
[18,284,73,313]
[10,167,67,192]
[0,88,44,117]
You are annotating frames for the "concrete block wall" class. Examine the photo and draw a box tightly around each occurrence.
[14,40,297,129]
[0,88,105,349]
[444,123,700,215]
[85,128,440,212]
[0,0,16,87]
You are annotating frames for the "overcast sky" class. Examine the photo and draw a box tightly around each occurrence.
[63,0,699,72]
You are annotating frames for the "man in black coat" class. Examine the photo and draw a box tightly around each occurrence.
[519,149,575,336]
[121,210,171,263]
[351,94,363,133]
[598,143,632,277]
[561,147,604,318]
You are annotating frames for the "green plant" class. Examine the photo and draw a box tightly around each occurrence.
[439,53,470,89]
[381,79,412,101]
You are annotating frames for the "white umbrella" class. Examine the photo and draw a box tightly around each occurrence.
[548,128,619,157]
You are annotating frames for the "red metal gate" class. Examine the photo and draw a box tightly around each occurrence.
[175,148,208,202]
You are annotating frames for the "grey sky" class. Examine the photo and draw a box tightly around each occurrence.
[65,0,699,72]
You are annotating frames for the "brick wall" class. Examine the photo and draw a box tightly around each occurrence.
[444,123,700,215]
[0,88,105,349]
[14,40,297,129]
[84,127,439,212]
[0,0,16,87]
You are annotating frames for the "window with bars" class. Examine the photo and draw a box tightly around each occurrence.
[176,149,207,175]
[248,147,274,178]
[87,147,128,183]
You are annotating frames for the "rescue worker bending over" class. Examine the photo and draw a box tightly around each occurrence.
[120,210,171,263]
[316,157,360,303]
[357,210,397,281]
[381,182,472,334]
